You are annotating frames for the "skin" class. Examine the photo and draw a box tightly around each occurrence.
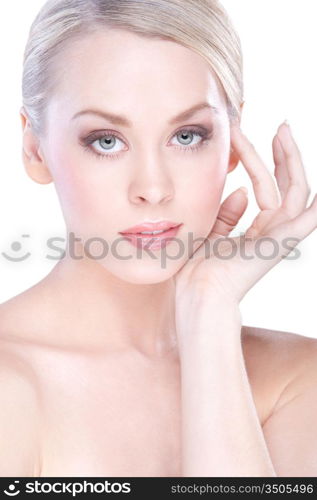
[0,29,317,477]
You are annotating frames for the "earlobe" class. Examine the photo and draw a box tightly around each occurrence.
[228,101,244,173]
[20,109,53,185]
[22,149,53,185]
[227,147,239,173]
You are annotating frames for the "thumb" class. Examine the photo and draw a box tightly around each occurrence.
[208,187,248,240]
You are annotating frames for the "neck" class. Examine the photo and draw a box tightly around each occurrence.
[47,244,178,359]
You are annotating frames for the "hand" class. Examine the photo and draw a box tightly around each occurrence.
[174,121,317,312]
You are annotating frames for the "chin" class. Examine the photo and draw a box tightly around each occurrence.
[101,257,185,285]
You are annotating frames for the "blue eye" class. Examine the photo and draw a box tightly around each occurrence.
[171,129,209,151]
[81,125,213,160]
[89,133,125,159]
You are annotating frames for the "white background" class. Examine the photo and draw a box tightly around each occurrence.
[0,0,316,338]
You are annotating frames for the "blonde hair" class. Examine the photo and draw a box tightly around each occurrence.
[22,0,244,138]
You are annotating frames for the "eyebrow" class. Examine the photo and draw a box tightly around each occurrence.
[71,102,218,127]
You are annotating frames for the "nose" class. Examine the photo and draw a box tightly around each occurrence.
[128,154,174,206]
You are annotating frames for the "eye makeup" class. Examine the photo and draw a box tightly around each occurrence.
[79,124,214,161]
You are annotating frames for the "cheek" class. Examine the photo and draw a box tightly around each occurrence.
[55,165,92,220]
[47,147,113,229]
[183,158,227,222]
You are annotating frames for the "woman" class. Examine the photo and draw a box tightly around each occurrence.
[0,0,316,477]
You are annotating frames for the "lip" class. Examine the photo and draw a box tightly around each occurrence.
[119,220,181,235]
[118,221,183,251]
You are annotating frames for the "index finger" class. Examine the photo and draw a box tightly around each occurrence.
[230,123,280,210]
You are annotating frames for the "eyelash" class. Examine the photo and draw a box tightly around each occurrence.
[80,126,213,161]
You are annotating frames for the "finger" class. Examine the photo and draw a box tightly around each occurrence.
[236,193,317,301]
[244,210,274,240]
[209,187,248,240]
[273,135,288,200]
[244,209,290,240]
[276,122,311,216]
[267,193,317,248]
[230,123,280,210]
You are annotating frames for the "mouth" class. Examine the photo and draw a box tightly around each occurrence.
[118,222,183,250]
[119,220,182,235]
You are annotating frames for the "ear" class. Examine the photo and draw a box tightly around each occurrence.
[228,100,245,173]
[20,107,53,185]
[227,147,240,173]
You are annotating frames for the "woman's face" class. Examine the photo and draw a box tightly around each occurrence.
[40,29,234,284]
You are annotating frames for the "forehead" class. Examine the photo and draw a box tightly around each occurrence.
[49,29,226,121]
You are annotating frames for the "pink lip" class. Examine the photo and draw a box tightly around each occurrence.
[118,222,183,251]
[119,220,181,234]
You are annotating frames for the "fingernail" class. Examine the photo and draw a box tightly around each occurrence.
[240,186,248,195]
[283,119,293,136]
[279,120,293,142]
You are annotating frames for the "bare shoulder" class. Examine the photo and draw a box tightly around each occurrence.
[0,273,60,349]
[241,324,317,424]
[242,325,317,475]
[0,307,42,477]
[0,281,50,340]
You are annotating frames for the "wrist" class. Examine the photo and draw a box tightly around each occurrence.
[176,298,242,350]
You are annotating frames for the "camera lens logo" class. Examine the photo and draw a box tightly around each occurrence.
[3,481,20,496]
[1,235,31,262]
